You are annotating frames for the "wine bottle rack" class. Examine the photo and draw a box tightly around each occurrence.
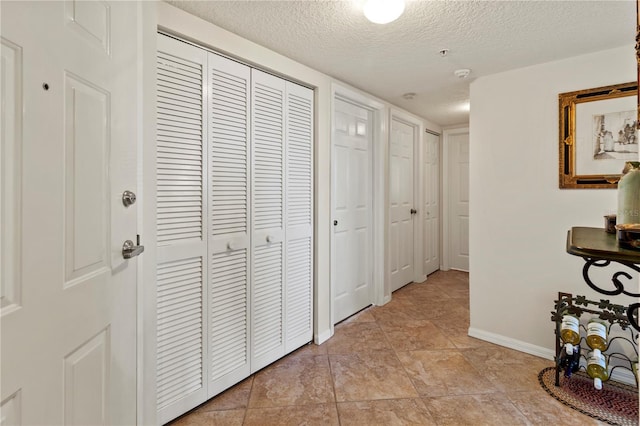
[551,292,639,388]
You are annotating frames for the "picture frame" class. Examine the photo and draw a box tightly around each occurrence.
[559,82,638,189]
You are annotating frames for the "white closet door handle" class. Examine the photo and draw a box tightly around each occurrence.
[226,242,233,250]
[266,235,273,243]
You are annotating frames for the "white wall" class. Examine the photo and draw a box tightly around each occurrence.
[469,45,637,359]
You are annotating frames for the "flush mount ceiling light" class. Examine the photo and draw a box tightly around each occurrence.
[453,68,471,79]
[363,0,405,24]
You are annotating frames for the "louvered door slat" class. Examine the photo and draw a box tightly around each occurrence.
[157,47,204,246]
[156,35,209,425]
[249,70,286,371]
[207,52,251,397]
[210,250,248,381]
[253,75,284,232]
[157,257,204,411]
[210,61,249,238]
[286,237,312,340]
[253,243,283,359]
[286,91,313,228]
[285,82,314,352]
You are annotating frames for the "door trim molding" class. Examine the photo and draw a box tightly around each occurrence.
[330,84,387,332]
[136,3,159,425]
[389,109,425,285]
[442,126,469,271]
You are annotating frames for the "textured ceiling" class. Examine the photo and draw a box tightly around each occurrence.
[165,0,635,126]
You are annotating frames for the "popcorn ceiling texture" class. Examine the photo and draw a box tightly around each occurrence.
[166,0,633,126]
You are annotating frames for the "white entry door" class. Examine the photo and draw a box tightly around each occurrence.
[1,2,139,424]
[389,118,415,292]
[332,98,372,323]
[447,130,470,271]
[423,132,440,276]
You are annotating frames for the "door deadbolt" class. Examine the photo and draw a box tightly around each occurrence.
[122,190,136,207]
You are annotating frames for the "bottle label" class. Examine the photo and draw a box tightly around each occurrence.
[588,352,606,368]
[561,316,579,333]
[587,322,606,340]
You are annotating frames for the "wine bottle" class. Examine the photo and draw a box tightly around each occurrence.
[586,319,607,356]
[560,314,580,355]
[586,351,609,390]
[563,344,581,378]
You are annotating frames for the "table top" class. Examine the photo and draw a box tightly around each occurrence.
[566,227,640,264]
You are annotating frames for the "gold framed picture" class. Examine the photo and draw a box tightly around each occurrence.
[559,82,638,189]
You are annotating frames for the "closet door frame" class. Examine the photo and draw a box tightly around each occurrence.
[330,84,387,332]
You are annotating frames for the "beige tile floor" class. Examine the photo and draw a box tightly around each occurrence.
[170,270,608,425]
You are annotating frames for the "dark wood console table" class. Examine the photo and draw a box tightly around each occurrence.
[566,227,640,331]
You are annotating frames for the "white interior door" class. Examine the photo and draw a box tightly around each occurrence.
[448,131,470,271]
[1,1,139,424]
[332,98,372,323]
[389,118,415,292]
[423,132,440,276]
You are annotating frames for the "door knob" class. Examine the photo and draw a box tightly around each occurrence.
[333,220,338,226]
[122,236,144,259]
[122,190,136,207]
[410,208,417,215]
[266,235,273,243]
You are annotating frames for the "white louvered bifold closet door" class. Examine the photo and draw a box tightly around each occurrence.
[250,70,286,371]
[156,35,209,425]
[206,52,252,397]
[284,82,314,351]
[155,33,315,424]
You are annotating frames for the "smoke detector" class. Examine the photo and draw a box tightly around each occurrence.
[402,92,416,100]
[454,68,471,79]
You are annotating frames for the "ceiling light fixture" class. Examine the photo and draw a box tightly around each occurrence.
[363,0,405,24]
[402,92,416,100]
[453,68,471,79]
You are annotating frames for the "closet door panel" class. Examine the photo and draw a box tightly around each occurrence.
[156,34,208,424]
[251,69,285,371]
[285,83,314,351]
[207,53,252,395]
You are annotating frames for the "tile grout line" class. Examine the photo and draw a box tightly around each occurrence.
[240,374,254,425]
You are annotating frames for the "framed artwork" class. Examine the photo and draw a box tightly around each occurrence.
[559,82,638,189]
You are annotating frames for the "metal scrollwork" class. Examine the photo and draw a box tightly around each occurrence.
[628,302,640,331]
[581,258,640,298]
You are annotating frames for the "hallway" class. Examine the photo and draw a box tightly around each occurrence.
[170,270,604,425]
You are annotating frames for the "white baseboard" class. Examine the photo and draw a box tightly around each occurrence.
[468,327,555,360]
[374,295,392,306]
[315,329,332,345]
[467,327,637,386]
